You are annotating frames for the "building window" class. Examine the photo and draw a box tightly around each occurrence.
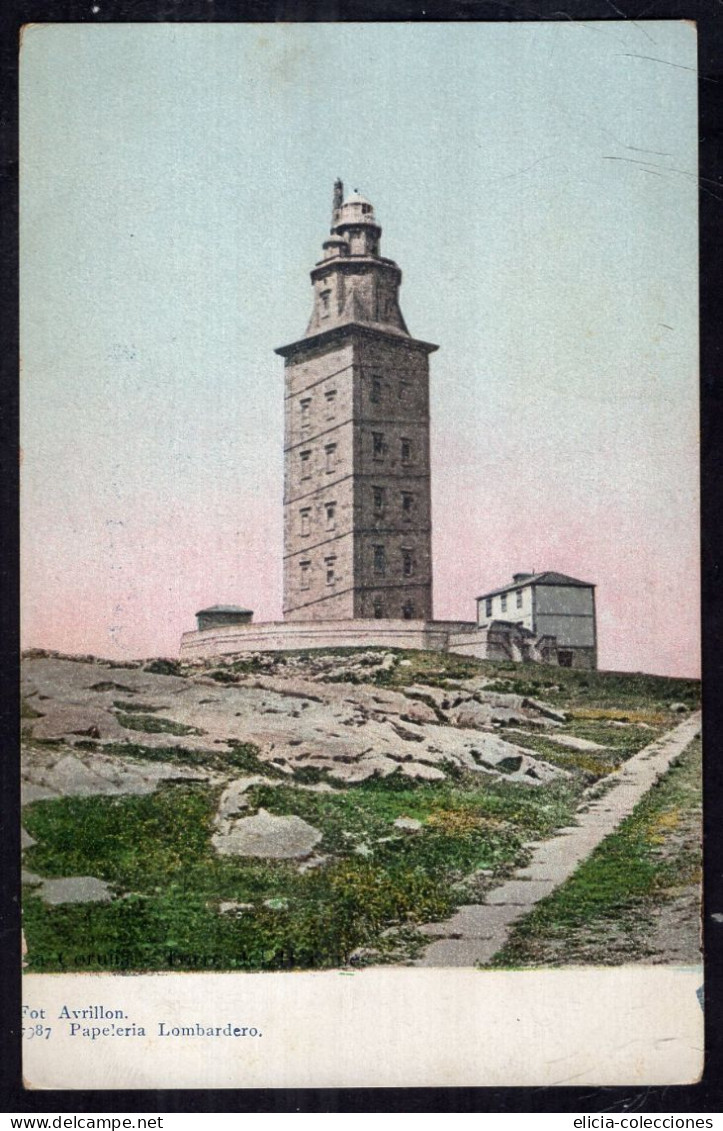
[300,398,311,434]
[325,443,337,473]
[325,389,337,419]
[402,548,414,577]
[373,545,386,576]
[371,376,382,404]
[300,508,311,536]
[402,491,414,517]
[400,438,411,463]
[373,486,386,513]
[300,449,311,479]
[373,432,385,460]
[399,380,410,402]
[402,600,415,620]
[516,588,523,609]
[558,650,573,668]
[300,561,310,590]
[501,594,507,613]
[325,502,336,530]
[485,598,492,617]
[373,597,384,619]
[325,556,336,586]
[320,289,331,315]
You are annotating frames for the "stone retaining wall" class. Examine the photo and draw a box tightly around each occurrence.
[179,618,478,659]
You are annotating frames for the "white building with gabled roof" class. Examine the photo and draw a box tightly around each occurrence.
[474,571,597,669]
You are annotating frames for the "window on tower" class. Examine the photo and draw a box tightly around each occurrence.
[373,545,386,576]
[300,450,312,479]
[325,443,337,473]
[320,289,331,315]
[300,561,310,590]
[371,376,382,404]
[300,508,311,536]
[300,398,311,434]
[325,502,336,530]
[325,389,337,419]
[400,438,412,463]
[372,432,385,460]
[402,548,415,577]
[373,486,386,513]
[325,556,336,586]
[402,492,414,518]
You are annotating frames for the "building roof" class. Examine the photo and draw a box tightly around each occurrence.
[196,605,253,615]
[477,571,595,601]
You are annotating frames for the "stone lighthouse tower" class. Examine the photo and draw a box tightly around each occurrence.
[276,181,438,623]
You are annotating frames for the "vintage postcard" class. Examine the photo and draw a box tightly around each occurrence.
[19,21,702,1089]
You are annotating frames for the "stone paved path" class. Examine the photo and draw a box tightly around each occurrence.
[415,711,702,967]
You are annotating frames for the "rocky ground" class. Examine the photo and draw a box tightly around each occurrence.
[20,648,702,970]
[21,649,572,798]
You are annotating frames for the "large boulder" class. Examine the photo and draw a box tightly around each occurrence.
[212,808,322,859]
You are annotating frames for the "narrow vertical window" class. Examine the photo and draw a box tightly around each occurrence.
[325,389,337,419]
[402,548,414,577]
[325,502,336,531]
[300,561,310,590]
[325,443,337,473]
[373,545,386,576]
[325,556,336,586]
[371,376,382,404]
[402,492,414,518]
[373,486,385,513]
[300,508,311,536]
[300,398,311,434]
[400,438,411,463]
[402,600,415,620]
[300,450,311,479]
[373,432,385,459]
[516,589,523,609]
[485,598,493,617]
[501,594,508,613]
[373,597,384,619]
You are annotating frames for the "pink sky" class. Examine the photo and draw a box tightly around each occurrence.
[20,24,700,678]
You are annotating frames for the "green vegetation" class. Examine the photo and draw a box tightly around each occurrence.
[486,738,702,967]
[115,713,204,737]
[22,763,591,972]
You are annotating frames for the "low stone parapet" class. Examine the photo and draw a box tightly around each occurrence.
[179,618,469,659]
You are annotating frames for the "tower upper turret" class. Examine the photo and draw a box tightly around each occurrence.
[305,181,409,338]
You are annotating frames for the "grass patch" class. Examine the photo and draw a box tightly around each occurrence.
[116,713,204,737]
[113,700,165,714]
[98,738,281,779]
[22,758,591,972]
[143,659,182,677]
[486,737,702,967]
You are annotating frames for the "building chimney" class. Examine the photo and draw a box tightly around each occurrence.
[513,572,533,583]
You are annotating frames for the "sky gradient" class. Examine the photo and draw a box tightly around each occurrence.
[20,22,700,676]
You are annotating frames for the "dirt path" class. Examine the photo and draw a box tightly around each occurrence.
[415,711,702,966]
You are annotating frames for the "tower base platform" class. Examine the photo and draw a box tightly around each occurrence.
[179,618,479,661]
